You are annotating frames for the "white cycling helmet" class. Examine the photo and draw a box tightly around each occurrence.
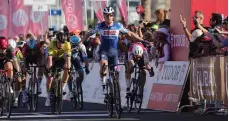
[8,39,16,49]
[132,45,143,56]
[103,7,114,14]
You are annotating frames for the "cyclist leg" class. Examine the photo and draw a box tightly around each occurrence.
[12,58,22,106]
[45,56,54,107]
[73,58,84,85]
[68,58,84,99]
[99,52,108,94]
[62,56,71,92]
[125,52,134,93]
[37,56,46,94]
[4,60,15,104]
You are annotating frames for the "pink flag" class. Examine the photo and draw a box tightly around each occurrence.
[117,0,127,23]
[91,1,107,22]
[62,0,84,31]
[29,7,49,35]
[0,0,9,37]
[10,0,30,37]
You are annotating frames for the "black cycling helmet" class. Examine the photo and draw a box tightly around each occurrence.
[56,32,65,43]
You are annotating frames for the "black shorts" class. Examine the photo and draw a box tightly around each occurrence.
[51,58,65,73]
[25,51,41,68]
[0,58,12,70]
[133,57,145,67]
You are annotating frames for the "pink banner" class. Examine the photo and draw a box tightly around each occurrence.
[0,0,9,37]
[10,0,30,37]
[29,7,49,35]
[117,0,127,23]
[62,0,84,31]
[91,1,107,22]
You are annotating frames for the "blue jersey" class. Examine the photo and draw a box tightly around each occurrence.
[89,22,129,53]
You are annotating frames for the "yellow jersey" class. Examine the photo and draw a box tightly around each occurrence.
[48,40,71,58]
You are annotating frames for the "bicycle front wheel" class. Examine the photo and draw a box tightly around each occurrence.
[76,82,83,110]
[5,80,13,118]
[134,84,143,113]
[129,78,136,113]
[105,79,113,118]
[56,79,63,115]
[113,80,122,119]
[32,78,39,112]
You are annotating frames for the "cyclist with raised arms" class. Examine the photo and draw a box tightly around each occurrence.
[81,7,144,94]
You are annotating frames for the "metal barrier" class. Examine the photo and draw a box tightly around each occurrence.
[178,56,228,115]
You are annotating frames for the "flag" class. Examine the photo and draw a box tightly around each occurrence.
[29,8,49,35]
[62,0,84,31]
[49,9,62,16]
[0,0,9,37]
[117,0,127,23]
[91,1,107,22]
[10,0,30,37]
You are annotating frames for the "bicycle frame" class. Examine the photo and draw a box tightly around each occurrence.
[27,65,45,112]
[103,62,127,119]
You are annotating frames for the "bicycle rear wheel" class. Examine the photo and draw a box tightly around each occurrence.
[113,74,122,119]
[0,101,3,117]
[50,88,56,114]
[27,78,32,111]
[126,79,134,112]
[105,79,113,118]
[32,78,39,112]
[56,78,63,115]
[50,79,57,114]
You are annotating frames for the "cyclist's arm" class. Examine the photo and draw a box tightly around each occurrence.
[127,31,144,42]
[80,44,89,67]
[47,46,54,68]
[81,32,91,43]
[119,23,143,42]
[65,42,72,69]
[8,48,20,72]
[28,30,37,40]
[82,24,100,43]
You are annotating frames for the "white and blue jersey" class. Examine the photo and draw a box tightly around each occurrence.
[89,21,129,54]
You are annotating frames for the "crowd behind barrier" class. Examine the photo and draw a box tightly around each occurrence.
[178,11,228,115]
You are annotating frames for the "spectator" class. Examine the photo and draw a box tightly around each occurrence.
[180,11,205,41]
[180,11,208,57]
[155,9,170,28]
[208,13,223,33]
[153,27,170,64]
[155,9,165,25]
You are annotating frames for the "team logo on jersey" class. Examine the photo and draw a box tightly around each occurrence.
[104,30,116,35]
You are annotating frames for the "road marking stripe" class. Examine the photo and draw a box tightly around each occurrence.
[0,118,139,121]
[0,114,139,120]
[10,110,162,115]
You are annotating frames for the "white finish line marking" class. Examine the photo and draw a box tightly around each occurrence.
[0,113,139,120]
[9,110,162,115]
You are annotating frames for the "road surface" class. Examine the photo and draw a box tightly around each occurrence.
[0,97,227,121]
